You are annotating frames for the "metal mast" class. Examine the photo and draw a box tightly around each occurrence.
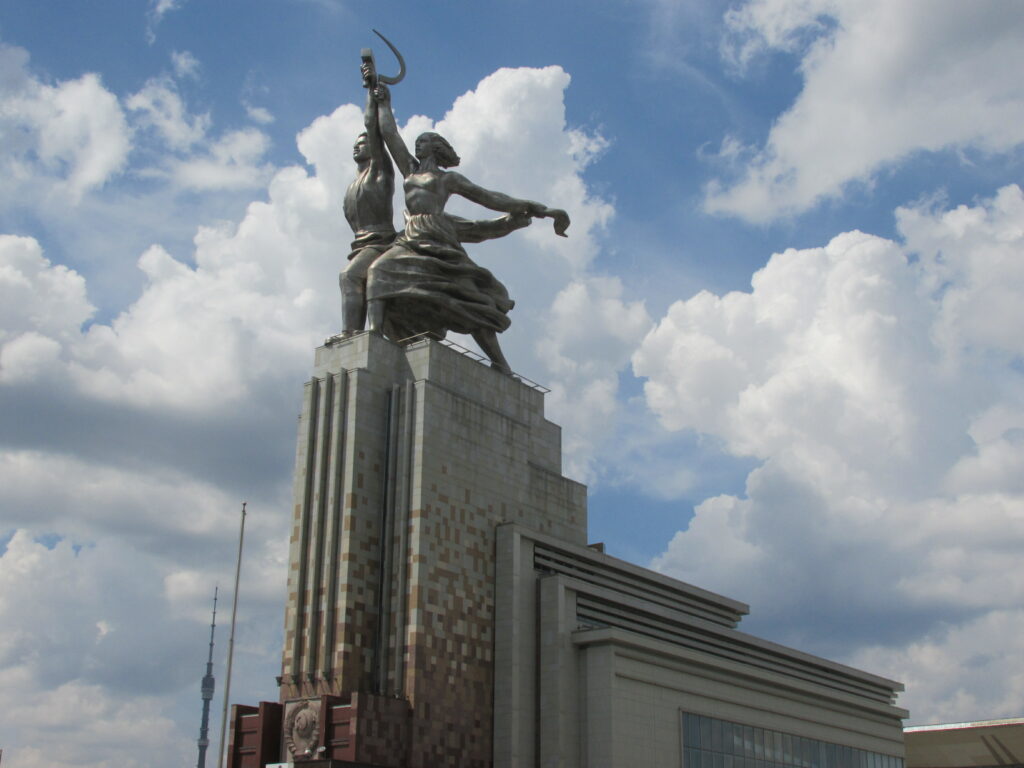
[217,502,247,768]
[197,586,218,768]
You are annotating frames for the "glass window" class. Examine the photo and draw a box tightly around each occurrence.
[685,715,700,749]
[723,722,735,754]
[679,710,895,768]
[732,724,744,756]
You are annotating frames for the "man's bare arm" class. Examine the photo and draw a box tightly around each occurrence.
[363,90,388,168]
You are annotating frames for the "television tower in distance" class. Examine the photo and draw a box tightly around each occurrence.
[196,586,218,768]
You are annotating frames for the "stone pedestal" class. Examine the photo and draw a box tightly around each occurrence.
[275,334,586,767]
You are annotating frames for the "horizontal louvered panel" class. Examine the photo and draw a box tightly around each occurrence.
[576,596,895,705]
[535,547,742,628]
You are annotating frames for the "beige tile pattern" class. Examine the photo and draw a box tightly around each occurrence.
[278,334,587,767]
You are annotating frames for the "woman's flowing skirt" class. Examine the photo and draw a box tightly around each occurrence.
[366,213,514,341]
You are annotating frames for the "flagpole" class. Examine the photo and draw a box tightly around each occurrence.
[217,502,247,768]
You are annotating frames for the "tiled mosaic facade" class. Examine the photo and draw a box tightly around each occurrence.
[277,334,587,767]
[280,362,394,699]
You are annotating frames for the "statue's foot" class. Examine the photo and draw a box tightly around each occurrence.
[326,329,374,345]
[490,360,513,376]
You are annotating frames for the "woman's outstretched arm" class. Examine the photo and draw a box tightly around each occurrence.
[446,173,570,236]
[445,172,540,214]
[372,84,416,178]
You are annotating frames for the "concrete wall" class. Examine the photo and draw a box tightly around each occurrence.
[496,525,907,768]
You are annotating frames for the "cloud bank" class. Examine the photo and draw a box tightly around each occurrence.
[705,0,1024,222]
[638,184,1024,722]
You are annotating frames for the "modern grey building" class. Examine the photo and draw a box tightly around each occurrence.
[495,523,906,767]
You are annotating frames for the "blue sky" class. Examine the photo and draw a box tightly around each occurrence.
[2,1,1024,766]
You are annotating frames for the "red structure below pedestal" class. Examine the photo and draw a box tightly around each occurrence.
[227,692,409,768]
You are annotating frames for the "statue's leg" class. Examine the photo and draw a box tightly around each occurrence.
[472,328,512,375]
[366,245,406,336]
[340,247,379,334]
[367,297,386,334]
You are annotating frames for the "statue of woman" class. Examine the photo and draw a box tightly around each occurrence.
[366,84,569,374]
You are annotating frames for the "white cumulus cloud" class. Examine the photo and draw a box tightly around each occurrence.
[706,0,1024,222]
[146,0,186,44]
[127,76,209,151]
[0,45,131,202]
[0,234,94,340]
[171,127,274,191]
[637,185,1024,723]
[0,532,195,767]
[539,277,652,481]
[171,50,200,80]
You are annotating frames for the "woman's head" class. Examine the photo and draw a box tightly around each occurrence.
[415,132,460,168]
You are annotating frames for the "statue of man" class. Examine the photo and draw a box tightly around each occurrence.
[339,64,397,336]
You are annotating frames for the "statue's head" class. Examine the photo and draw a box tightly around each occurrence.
[353,132,370,162]
[415,132,460,168]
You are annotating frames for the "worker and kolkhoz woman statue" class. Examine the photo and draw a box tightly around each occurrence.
[339,31,570,375]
